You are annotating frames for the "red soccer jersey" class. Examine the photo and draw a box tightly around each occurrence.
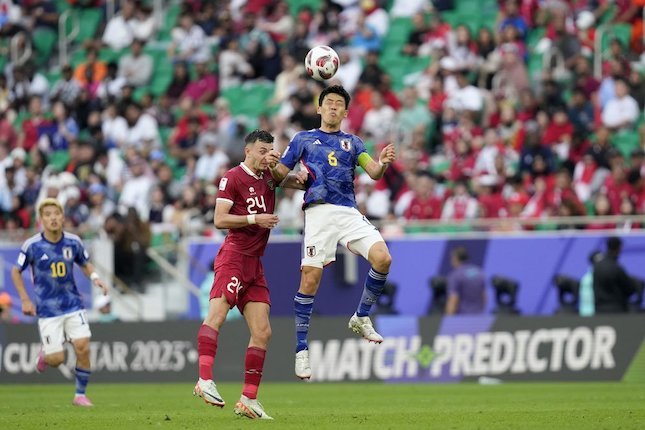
[216,163,277,256]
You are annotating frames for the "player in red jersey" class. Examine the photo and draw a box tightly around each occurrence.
[193,130,306,420]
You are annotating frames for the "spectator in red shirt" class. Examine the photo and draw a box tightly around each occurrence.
[602,164,634,214]
[404,172,443,220]
[573,151,604,203]
[441,181,479,220]
[428,74,447,117]
[542,107,574,161]
[447,139,476,182]
[182,58,218,105]
[477,175,507,218]
[546,168,586,216]
[18,96,52,152]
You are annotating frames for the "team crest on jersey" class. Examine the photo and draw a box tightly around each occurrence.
[267,179,275,190]
[306,246,316,257]
[249,186,255,194]
[340,139,351,152]
[62,247,73,260]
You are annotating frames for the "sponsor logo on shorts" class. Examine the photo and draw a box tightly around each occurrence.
[306,246,316,257]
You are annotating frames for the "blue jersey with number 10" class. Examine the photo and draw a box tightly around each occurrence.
[281,129,367,209]
[15,232,90,318]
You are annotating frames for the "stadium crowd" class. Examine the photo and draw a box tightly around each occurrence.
[0,0,644,241]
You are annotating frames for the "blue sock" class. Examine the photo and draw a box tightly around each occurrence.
[74,367,91,395]
[294,292,315,353]
[356,268,388,317]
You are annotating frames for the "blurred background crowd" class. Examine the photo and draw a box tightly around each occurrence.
[0,0,644,244]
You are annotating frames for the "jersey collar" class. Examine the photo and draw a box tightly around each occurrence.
[240,162,263,179]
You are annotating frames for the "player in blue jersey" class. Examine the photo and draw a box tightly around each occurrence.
[267,84,396,379]
[11,198,109,407]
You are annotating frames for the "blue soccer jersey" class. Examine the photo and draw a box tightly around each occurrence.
[281,129,367,209]
[15,232,90,318]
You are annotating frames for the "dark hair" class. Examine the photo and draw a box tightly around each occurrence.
[452,246,469,262]
[244,129,274,145]
[318,85,351,109]
[607,236,622,253]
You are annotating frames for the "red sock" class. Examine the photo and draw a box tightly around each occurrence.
[198,325,219,380]
[242,347,266,400]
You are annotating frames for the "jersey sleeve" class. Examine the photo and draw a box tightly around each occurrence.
[280,133,305,170]
[353,135,368,166]
[216,172,237,205]
[74,240,90,266]
[15,241,33,272]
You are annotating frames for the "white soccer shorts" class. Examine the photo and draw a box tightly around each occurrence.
[301,204,384,268]
[38,309,92,355]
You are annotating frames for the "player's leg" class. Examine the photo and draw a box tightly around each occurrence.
[294,206,338,379]
[234,300,273,420]
[66,310,94,406]
[37,315,67,372]
[358,241,392,316]
[343,211,392,342]
[194,295,229,407]
[294,266,322,380]
[71,337,93,406]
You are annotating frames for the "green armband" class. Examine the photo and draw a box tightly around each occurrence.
[357,153,373,170]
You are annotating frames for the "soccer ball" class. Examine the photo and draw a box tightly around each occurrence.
[304,45,340,81]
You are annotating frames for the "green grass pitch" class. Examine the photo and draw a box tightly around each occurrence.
[1,382,643,429]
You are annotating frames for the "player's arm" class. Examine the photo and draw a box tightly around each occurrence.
[11,266,36,316]
[214,199,279,230]
[359,143,396,180]
[445,293,459,315]
[80,263,109,296]
[445,273,459,316]
[280,171,308,190]
[268,162,291,183]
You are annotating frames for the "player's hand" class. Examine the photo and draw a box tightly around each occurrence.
[255,214,279,229]
[295,170,308,185]
[94,278,109,295]
[379,143,396,166]
[21,299,36,316]
[265,150,281,168]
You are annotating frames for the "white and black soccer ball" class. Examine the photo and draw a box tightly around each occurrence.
[304,45,340,81]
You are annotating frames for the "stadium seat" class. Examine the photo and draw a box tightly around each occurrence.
[220,83,276,117]
[48,150,71,172]
[77,9,103,43]
[157,4,181,41]
[32,29,58,67]
[286,0,322,16]
[611,130,640,160]
[601,23,633,51]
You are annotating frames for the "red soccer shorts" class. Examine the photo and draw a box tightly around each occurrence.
[210,249,271,312]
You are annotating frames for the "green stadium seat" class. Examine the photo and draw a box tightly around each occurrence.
[385,18,413,45]
[286,0,322,16]
[601,23,633,51]
[220,83,276,117]
[54,0,71,12]
[77,9,102,42]
[611,130,641,160]
[158,4,181,41]
[32,29,58,67]
[48,150,71,172]
[159,127,174,149]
